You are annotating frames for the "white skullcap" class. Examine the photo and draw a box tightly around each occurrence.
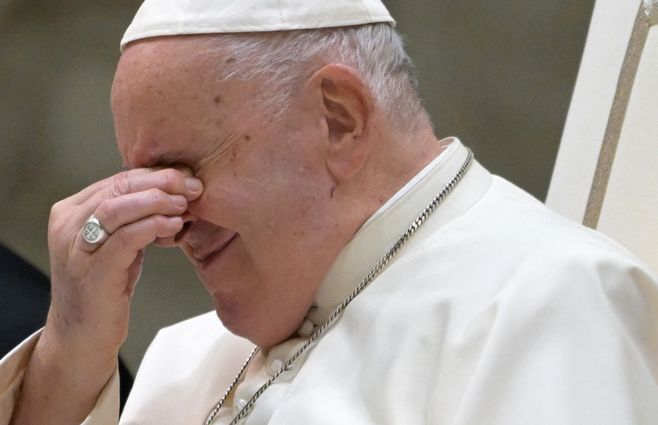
[121,0,396,51]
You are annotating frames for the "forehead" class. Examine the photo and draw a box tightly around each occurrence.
[112,37,217,109]
[111,37,237,169]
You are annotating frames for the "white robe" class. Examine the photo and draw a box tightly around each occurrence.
[2,139,657,424]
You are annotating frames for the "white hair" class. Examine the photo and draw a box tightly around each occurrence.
[202,24,423,122]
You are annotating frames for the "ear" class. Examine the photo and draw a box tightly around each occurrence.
[309,64,374,183]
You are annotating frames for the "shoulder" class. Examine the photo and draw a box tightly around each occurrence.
[393,175,658,327]
[425,175,652,275]
[477,176,652,276]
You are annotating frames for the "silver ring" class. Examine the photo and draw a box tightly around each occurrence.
[81,214,109,245]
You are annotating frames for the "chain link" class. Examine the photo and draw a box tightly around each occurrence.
[203,346,260,425]
[204,149,474,425]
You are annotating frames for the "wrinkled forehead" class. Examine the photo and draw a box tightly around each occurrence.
[110,35,251,134]
[112,37,217,104]
[111,37,242,169]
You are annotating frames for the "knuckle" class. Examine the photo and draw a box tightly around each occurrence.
[154,215,179,235]
[146,188,166,203]
[161,169,183,191]
[146,188,167,205]
[111,172,131,196]
[49,202,63,222]
[49,201,69,233]
[152,214,169,227]
[97,199,118,224]
[113,227,133,247]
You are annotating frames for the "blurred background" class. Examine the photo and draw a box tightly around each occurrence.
[0,0,595,373]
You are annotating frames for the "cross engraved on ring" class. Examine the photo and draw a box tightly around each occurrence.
[83,223,100,241]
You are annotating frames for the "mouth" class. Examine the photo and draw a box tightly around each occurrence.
[196,233,238,270]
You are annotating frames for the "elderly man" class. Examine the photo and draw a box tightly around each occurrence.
[2,1,658,424]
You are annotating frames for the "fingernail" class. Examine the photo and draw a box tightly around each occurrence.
[186,178,203,193]
[172,195,187,207]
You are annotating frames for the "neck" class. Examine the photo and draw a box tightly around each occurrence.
[350,120,447,229]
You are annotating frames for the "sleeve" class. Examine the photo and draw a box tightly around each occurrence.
[437,252,658,425]
[0,330,120,425]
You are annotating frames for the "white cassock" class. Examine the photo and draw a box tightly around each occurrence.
[1,139,657,424]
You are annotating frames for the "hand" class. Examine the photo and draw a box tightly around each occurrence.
[44,167,203,356]
[10,167,203,425]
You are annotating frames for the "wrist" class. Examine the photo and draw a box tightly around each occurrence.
[38,324,119,379]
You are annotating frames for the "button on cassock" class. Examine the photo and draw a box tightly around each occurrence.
[268,359,284,376]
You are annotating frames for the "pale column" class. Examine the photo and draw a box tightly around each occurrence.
[547,0,658,273]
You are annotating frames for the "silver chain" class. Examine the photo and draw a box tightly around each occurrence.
[204,149,474,425]
[203,346,260,425]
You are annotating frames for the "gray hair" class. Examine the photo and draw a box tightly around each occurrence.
[203,23,423,123]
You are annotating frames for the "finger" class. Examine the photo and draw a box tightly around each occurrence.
[94,168,203,202]
[125,249,145,297]
[68,169,201,252]
[153,235,178,248]
[93,215,184,294]
[92,189,188,234]
[76,169,201,232]
[68,166,200,207]
[77,215,111,252]
[153,212,194,248]
[66,168,154,206]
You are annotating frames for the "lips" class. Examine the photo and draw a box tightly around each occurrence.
[195,233,238,269]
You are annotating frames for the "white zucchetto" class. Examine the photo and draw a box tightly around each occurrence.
[121,0,396,51]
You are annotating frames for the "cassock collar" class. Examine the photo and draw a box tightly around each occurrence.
[305,137,492,327]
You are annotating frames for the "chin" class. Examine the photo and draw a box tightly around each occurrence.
[212,300,298,348]
[212,293,244,334]
[212,295,259,343]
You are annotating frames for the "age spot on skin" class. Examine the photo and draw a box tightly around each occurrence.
[214,95,222,104]
[226,57,236,64]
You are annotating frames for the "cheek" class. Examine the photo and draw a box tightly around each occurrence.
[188,176,254,228]
[201,237,262,325]
[210,236,317,342]
[204,236,307,340]
[196,177,304,236]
